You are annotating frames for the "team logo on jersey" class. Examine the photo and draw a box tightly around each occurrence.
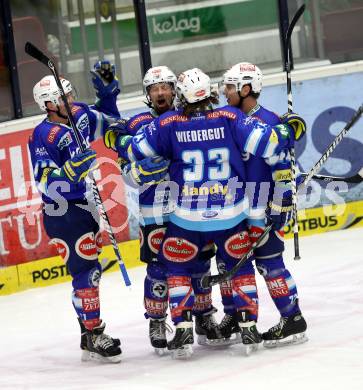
[95,231,103,253]
[151,280,168,298]
[148,227,166,254]
[76,113,89,131]
[75,232,98,260]
[49,238,69,263]
[47,126,61,143]
[57,131,72,150]
[162,237,198,262]
[225,231,251,259]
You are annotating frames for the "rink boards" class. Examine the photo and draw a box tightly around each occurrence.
[1,198,363,296]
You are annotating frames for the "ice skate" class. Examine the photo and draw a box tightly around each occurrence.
[237,311,262,356]
[217,313,242,346]
[262,311,308,349]
[195,309,226,346]
[82,321,121,363]
[149,316,172,356]
[167,321,194,359]
[78,318,121,362]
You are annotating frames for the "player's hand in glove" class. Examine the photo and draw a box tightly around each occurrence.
[265,195,293,231]
[104,118,130,151]
[60,149,98,183]
[90,60,120,98]
[280,112,306,141]
[123,157,169,186]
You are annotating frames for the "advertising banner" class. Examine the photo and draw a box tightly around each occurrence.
[69,0,277,54]
[0,128,131,268]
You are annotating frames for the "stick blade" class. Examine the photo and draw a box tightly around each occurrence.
[25,42,50,66]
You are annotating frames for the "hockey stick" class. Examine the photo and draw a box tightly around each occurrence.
[301,168,363,184]
[201,103,363,288]
[284,4,306,260]
[25,42,131,287]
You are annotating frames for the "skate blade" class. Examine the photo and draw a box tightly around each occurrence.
[263,332,308,349]
[82,350,122,364]
[170,344,193,360]
[242,343,260,356]
[154,347,168,356]
[222,333,242,346]
[197,334,240,347]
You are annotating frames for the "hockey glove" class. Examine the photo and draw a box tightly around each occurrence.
[280,112,306,141]
[266,195,293,231]
[59,149,98,183]
[104,118,130,151]
[90,60,120,98]
[123,157,169,186]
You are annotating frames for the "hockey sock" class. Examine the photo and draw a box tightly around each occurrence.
[167,275,194,325]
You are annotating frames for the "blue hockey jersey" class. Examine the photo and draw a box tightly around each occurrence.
[121,105,293,232]
[124,110,175,226]
[29,101,119,203]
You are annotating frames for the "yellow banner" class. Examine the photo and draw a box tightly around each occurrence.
[0,240,141,296]
[284,199,363,237]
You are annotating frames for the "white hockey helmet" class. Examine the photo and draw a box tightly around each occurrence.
[223,62,263,94]
[176,68,211,104]
[143,66,177,92]
[33,75,73,112]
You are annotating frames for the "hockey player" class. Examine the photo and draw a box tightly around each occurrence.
[114,68,305,358]
[28,62,123,363]
[222,62,308,348]
[104,66,222,354]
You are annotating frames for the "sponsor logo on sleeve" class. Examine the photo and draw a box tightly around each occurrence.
[47,126,61,143]
[57,131,72,150]
[129,114,153,129]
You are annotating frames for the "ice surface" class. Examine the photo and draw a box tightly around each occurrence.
[1,228,362,390]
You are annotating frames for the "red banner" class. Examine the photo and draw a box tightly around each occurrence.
[0,128,130,267]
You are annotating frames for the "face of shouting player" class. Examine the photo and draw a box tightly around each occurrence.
[223,84,240,107]
[148,82,174,114]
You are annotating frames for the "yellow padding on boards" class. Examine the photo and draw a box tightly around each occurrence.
[0,240,141,296]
